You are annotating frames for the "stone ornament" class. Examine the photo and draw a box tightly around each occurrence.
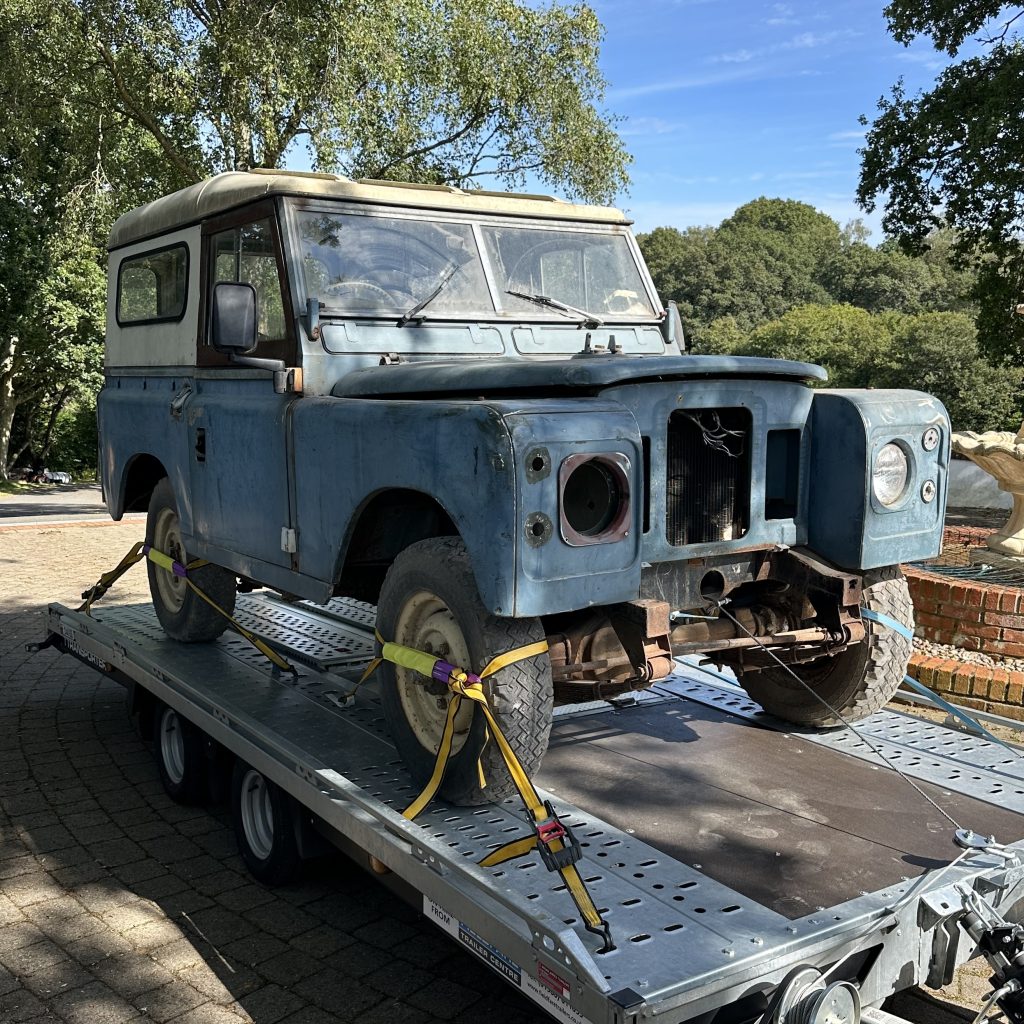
[953,421,1024,557]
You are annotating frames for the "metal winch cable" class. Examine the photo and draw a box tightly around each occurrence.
[712,601,964,831]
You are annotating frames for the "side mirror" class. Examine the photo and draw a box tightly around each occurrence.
[211,282,258,354]
[662,300,688,354]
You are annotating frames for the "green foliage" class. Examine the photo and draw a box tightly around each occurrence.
[858,2,1024,359]
[3,0,628,205]
[743,304,893,388]
[719,303,1021,432]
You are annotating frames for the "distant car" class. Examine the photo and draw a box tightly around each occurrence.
[39,469,72,484]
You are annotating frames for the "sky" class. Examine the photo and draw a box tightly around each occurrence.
[587,0,953,238]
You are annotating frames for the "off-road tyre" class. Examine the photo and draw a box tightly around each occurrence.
[737,566,913,728]
[231,760,301,885]
[153,702,207,804]
[377,537,553,806]
[146,477,236,642]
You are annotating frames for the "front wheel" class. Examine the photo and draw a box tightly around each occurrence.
[737,566,913,727]
[377,538,553,806]
[146,477,237,642]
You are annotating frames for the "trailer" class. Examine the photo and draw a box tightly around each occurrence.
[32,594,1024,1024]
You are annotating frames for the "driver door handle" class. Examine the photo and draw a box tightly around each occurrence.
[169,384,193,420]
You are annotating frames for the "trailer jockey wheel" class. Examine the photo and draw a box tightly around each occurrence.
[231,760,301,885]
[153,703,206,804]
[377,537,553,807]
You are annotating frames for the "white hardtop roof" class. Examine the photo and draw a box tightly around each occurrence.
[109,170,630,250]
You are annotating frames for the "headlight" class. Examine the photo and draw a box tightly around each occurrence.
[559,454,630,545]
[872,443,909,507]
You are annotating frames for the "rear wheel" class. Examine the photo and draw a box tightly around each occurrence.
[153,702,206,804]
[737,566,913,727]
[146,478,237,642]
[231,761,301,884]
[377,538,553,806]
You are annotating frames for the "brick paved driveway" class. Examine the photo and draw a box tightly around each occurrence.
[0,521,990,1024]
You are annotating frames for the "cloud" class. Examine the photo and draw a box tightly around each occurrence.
[620,116,685,137]
[609,64,763,99]
[765,2,798,25]
[710,28,859,65]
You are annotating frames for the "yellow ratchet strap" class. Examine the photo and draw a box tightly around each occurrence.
[78,541,295,675]
[365,636,614,952]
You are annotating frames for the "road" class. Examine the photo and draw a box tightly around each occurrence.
[0,483,145,528]
[0,509,996,1024]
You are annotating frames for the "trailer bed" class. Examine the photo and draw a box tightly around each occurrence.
[43,593,1024,1024]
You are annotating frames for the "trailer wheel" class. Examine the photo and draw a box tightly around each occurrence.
[377,537,553,806]
[146,477,236,642]
[231,761,301,884]
[737,566,913,727]
[153,702,206,804]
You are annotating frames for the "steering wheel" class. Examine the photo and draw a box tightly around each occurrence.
[324,280,403,306]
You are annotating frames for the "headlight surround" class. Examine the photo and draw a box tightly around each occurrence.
[872,442,910,507]
[558,453,631,546]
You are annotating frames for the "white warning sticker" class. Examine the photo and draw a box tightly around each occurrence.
[422,896,593,1024]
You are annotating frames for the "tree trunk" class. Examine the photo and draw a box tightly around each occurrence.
[0,335,18,483]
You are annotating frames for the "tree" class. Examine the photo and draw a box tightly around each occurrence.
[880,312,1023,432]
[739,304,894,388]
[857,1,1024,359]
[0,0,631,479]
[7,0,629,204]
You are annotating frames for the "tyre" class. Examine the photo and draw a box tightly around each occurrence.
[377,537,553,806]
[153,702,207,804]
[231,760,301,884]
[737,566,913,727]
[146,477,237,642]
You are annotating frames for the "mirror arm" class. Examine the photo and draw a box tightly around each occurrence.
[227,353,301,395]
[228,353,286,373]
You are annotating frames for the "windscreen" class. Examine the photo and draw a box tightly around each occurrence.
[480,225,656,317]
[296,211,491,315]
[293,206,656,320]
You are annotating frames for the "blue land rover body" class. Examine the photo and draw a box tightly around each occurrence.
[99,171,948,805]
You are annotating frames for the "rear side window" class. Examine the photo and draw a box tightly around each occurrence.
[117,244,188,325]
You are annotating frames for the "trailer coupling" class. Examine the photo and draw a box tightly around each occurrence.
[960,885,1024,1024]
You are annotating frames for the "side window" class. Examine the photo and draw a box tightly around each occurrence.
[117,245,188,324]
[209,220,286,342]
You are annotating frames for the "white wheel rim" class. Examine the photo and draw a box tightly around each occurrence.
[240,769,275,860]
[394,590,474,756]
[152,505,187,613]
[159,709,186,785]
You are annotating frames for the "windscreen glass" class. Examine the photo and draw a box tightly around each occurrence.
[296,211,492,315]
[480,225,656,317]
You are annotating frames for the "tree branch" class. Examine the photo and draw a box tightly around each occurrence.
[88,34,199,183]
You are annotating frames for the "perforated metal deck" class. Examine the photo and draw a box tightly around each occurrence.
[45,595,1024,1024]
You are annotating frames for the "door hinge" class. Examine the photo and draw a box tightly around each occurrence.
[281,527,297,553]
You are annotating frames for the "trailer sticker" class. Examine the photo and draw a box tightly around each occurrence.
[59,628,110,672]
[537,962,572,1000]
[423,897,592,1024]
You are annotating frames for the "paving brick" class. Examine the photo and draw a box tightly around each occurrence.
[407,978,480,1020]
[238,983,305,1023]
[50,980,141,1024]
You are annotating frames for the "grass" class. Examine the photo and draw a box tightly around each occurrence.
[0,480,31,496]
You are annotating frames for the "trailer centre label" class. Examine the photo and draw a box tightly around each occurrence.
[423,896,590,1024]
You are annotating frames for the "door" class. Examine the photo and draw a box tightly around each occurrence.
[187,203,298,573]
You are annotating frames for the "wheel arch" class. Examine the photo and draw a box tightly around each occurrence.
[334,487,460,605]
[118,453,169,516]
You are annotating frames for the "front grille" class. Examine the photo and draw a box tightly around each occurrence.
[666,408,751,545]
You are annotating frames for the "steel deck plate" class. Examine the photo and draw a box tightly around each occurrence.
[52,596,1024,1023]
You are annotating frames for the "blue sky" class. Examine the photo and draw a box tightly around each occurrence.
[591,0,951,238]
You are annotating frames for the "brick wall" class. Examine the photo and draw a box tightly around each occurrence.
[903,524,1024,722]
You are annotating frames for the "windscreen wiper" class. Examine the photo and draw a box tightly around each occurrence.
[505,289,603,328]
[397,261,463,327]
